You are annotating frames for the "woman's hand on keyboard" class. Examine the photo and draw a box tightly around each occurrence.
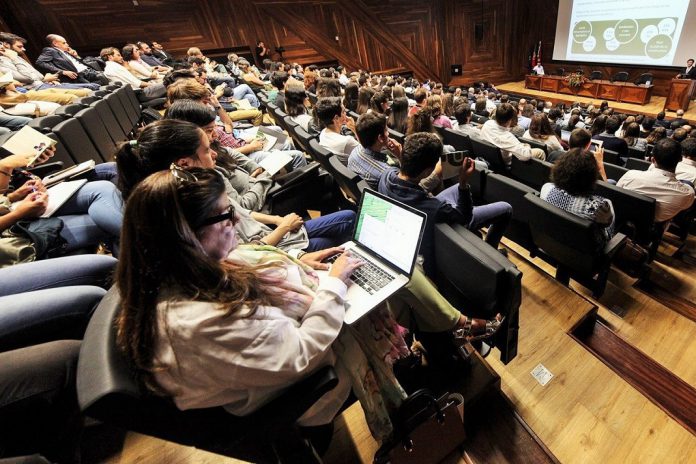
[328,250,365,283]
[300,247,344,270]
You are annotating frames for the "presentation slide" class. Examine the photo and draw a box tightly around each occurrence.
[553,0,696,67]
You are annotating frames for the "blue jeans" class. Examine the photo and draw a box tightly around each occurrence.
[36,82,99,91]
[55,180,124,251]
[304,210,356,251]
[0,286,105,352]
[232,84,260,108]
[0,255,117,297]
[436,184,512,248]
[0,112,31,130]
[249,149,307,171]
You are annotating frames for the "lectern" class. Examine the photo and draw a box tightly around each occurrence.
[664,79,696,112]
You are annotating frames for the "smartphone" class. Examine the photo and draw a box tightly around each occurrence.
[590,139,603,152]
[443,150,468,166]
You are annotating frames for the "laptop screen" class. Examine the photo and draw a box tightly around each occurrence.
[353,189,426,275]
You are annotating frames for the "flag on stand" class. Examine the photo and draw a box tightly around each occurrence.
[537,41,542,65]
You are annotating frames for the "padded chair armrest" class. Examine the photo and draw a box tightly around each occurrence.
[253,366,338,425]
[27,161,64,178]
[603,232,627,257]
[273,161,320,188]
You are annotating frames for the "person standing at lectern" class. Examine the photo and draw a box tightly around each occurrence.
[677,59,696,79]
[533,63,545,75]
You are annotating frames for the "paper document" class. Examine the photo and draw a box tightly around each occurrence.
[257,153,293,176]
[1,126,57,166]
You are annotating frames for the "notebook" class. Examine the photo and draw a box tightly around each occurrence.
[319,189,427,324]
[1,126,58,166]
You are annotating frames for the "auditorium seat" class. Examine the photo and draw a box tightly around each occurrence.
[92,99,128,143]
[307,138,334,172]
[510,157,552,191]
[387,128,405,144]
[525,193,627,298]
[434,223,521,364]
[114,86,140,128]
[327,156,364,205]
[292,126,316,154]
[54,104,87,119]
[27,115,64,134]
[627,146,647,159]
[483,172,539,253]
[518,137,548,154]
[104,92,134,136]
[471,114,488,125]
[45,132,76,166]
[442,128,474,153]
[52,118,106,164]
[555,68,565,76]
[75,107,118,162]
[470,137,507,172]
[468,164,489,204]
[602,148,621,165]
[624,158,651,171]
[594,180,663,259]
[603,162,628,182]
[77,287,337,463]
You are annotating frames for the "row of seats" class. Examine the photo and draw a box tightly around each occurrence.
[1,82,144,168]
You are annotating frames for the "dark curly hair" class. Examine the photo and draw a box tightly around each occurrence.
[551,148,598,195]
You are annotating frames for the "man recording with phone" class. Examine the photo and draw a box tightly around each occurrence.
[378,132,512,277]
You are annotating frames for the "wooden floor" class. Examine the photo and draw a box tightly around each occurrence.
[90,232,696,463]
[495,80,696,124]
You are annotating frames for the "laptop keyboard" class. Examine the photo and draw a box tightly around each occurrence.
[325,253,395,295]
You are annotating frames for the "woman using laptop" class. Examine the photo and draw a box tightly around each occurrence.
[117,167,503,443]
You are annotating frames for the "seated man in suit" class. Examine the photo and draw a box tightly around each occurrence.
[35,34,109,86]
[595,116,628,161]
[378,132,512,277]
[676,58,696,79]
[617,138,695,223]
[0,32,98,91]
[136,41,170,69]
[150,41,175,64]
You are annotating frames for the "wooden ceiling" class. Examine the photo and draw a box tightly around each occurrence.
[0,0,679,93]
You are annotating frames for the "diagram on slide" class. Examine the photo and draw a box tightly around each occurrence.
[571,18,678,59]
[564,0,690,65]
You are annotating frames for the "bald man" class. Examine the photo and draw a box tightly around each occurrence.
[35,34,108,85]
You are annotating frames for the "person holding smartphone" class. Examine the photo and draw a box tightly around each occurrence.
[378,132,512,277]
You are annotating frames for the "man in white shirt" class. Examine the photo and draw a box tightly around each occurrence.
[532,63,545,75]
[452,101,481,138]
[99,47,166,102]
[676,138,696,185]
[316,97,360,166]
[480,103,546,165]
[35,34,109,85]
[617,138,694,222]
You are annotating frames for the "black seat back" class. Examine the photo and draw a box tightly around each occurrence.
[627,146,646,159]
[27,115,64,133]
[75,107,117,162]
[104,92,133,136]
[91,99,127,143]
[603,162,628,182]
[387,128,405,145]
[510,157,552,191]
[594,180,656,244]
[327,156,363,203]
[602,148,621,165]
[625,158,651,171]
[470,137,506,172]
[471,114,488,124]
[612,71,629,82]
[525,193,603,276]
[434,223,520,364]
[54,103,86,118]
[52,117,105,163]
[484,173,539,252]
[114,86,140,127]
[442,128,473,153]
[518,137,548,154]
[589,70,602,80]
[45,132,76,166]
[308,138,334,172]
[292,126,316,154]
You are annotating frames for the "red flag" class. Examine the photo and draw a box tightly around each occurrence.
[537,41,542,65]
[532,45,537,67]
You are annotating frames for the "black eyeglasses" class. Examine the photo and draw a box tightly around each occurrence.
[198,206,237,227]
[170,163,198,183]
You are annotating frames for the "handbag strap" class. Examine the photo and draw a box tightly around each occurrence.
[393,389,446,441]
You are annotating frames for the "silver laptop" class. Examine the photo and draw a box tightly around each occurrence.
[321,189,427,324]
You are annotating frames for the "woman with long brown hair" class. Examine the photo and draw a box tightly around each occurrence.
[524,113,563,152]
